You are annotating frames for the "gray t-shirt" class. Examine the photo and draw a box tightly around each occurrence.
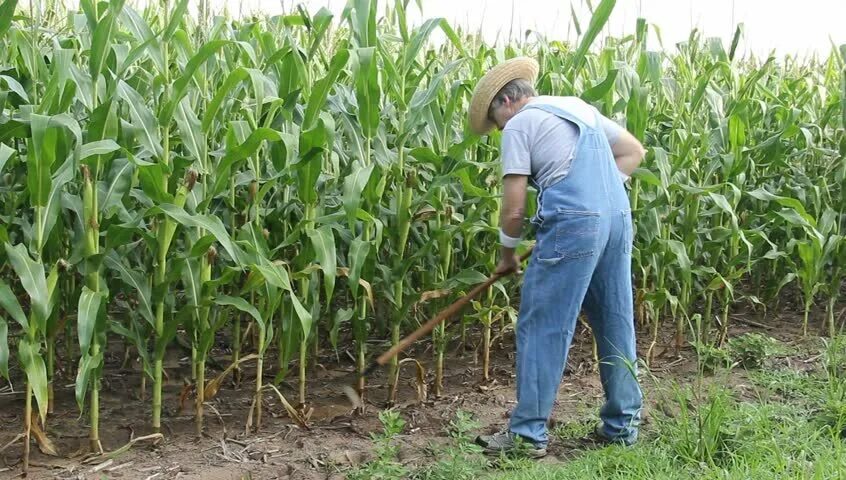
[500,96,624,189]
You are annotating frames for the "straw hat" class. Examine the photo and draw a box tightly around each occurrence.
[468,56,540,135]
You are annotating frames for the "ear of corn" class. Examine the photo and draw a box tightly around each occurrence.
[0,0,844,473]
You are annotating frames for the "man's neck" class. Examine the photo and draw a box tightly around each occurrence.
[513,96,534,112]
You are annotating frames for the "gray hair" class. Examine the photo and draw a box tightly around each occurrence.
[488,78,537,117]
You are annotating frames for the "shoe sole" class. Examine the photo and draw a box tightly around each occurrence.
[475,434,548,458]
[480,445,548,458]
[563,436,634,450]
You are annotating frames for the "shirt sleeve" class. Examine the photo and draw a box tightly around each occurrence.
[500,128,532,176]
[599,115,625,146]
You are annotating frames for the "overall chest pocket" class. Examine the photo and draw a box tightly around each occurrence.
[537,209,600,264]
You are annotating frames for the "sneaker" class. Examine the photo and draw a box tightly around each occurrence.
[570,424,636,448]
[475,428,548,458]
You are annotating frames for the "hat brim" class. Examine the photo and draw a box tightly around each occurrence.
[468,57,540,135]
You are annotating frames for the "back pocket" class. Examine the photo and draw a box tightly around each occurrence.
[538,210,600,263]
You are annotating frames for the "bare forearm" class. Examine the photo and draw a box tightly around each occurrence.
[500,207,524,237]
[499,175,528,256]
[611,130,646,176]
[499,208,523,257]
[615,152,643,176]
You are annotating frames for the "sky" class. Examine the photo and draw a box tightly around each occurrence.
[205,0,846,59]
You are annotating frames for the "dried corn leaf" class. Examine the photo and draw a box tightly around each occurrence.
[30,414,58,456]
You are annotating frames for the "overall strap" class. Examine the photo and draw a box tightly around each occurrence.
[519,101,597,226]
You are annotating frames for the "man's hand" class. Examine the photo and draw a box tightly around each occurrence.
[495,251,522,276]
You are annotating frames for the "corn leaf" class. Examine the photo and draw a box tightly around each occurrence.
[208,127,282,200]
[159,40,231,126]
[162,0,188,41]
[19,337,49,422]
[216,295,264,331]
[569,0,616,78]
[27,115,58,208]
[89,0,126,79]
[97,158,134,219]
[77,286,105,355]
[0,143,15,176]
[747,188,816,227]
[0,74,29,102]
[0,280,27,330]
[181,258,201,317]
[777,209,815,229]
[137,163,173,204]
[253,261,293,292]
[304,49,349,129]
[343,163,374,230]
[118,5,165,72]
[346,0,377,48]
[664,239,692,280]
[347,236,370,299]
[452,269,488,286]
[330,308,354,351]
[728,23,744,61]
[353,47,380,138]
[296,113,334,205]
[582,69,619,102]
[406,60,463,131]
[174,97,206,166]
[403,18,442,71]
[5,243,50,331]
[74,349,102,411]
[0,316,7,379]
[0,0,15,37]
[153,204,245,266]
[78,140,121,162]
[104,251,155,328]
[307,7,333,59]
[306,226,336,304]
[117,81,162,158]
[201,67,250,133]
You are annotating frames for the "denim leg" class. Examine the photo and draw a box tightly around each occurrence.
[509,243,599,446]
[582,212,642,443]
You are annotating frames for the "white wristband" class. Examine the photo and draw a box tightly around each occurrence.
[499,228,521,248]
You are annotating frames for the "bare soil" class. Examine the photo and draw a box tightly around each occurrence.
[0,311,827,480]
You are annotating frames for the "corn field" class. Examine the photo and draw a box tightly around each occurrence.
[0,0,844,473]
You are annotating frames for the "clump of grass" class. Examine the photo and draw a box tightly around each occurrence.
[727,332,781,369]
[694,340,734,373]
[412,410,489,480]
[660,384,737,467]
[550,418,597,441]
[749,336,846,439]
[748,368,823,404]
[373,342,846,480]
[490,369,846,479]
[348,409,409,480]
[693,333,782,375]
[819,336,846,438]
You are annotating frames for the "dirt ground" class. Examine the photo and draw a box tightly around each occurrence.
[0,311,825,480]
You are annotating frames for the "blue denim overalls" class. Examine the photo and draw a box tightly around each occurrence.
[507,102,643,447]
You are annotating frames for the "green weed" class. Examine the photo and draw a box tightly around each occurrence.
[819,337,846,439]
[347,409,409,480]
[412,410,490,480]
[727,333,781,369]
[694,341,734,373]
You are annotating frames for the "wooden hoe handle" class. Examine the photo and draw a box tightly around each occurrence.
[371,245,534,370]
